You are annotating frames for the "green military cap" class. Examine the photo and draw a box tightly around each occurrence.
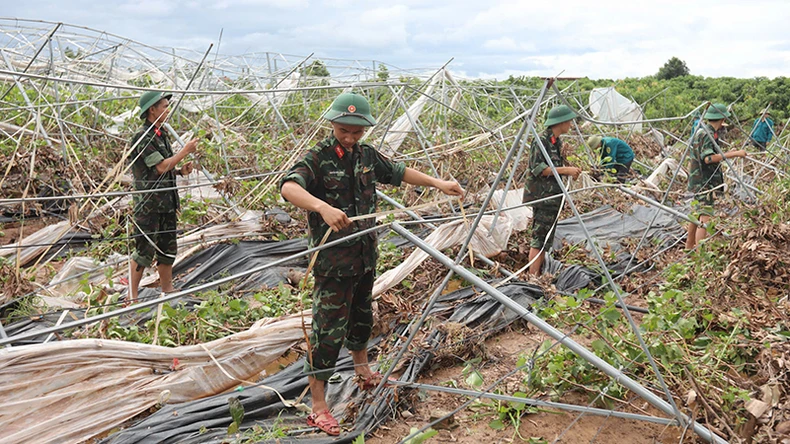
[704,103,730,121]
[323,92,377,127]
[544,104,577,127]
[587,135,603,149]
[139,91,173,119]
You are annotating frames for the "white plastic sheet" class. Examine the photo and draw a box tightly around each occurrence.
[588,87,644,132]
[373,214,514,297]
[0,313,309,444]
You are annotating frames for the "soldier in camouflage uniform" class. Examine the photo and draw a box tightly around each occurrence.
[523,105,582,276]
[128,91,199,301]
[685,103,746,250]
[281,92,464,435]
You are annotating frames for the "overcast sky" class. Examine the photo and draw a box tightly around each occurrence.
[4,0,790,79]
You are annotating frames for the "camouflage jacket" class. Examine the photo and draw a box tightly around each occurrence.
[281,136,406,277]
[129,124,179,214]
[688,123,723,194]
[524,129,566,206]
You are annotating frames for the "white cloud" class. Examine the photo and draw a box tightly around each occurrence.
[118,0,176,16]
[482,37,535,53]
[209,0,308,9]
[5,0,790,79]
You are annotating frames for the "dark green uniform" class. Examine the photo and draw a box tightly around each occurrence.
[129,124,179,267]
[524,129,566,249]
[281,136,406,380]
[688,123,723,217]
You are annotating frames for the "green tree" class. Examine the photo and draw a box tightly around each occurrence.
[656,57,690,80]
[302,60,330,77]
[377,64,389,82]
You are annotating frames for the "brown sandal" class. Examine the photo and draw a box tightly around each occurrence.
[307,410,340,436]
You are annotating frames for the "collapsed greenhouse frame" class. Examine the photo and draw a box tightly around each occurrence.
[1,17,789,444]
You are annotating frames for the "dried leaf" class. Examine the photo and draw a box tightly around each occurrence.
[745,398,770,419]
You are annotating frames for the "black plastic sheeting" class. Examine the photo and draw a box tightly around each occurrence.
[174,239,308,292]
[1,239,309,344]
[545,203,686,291]
[103,282,543,444]
[11,203,684,441]
[553,204,683,252]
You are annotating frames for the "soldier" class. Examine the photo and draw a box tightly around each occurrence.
[587,135,635,183]
[128,91,198,301]
[280,92,464,436]
[749,109,774,151]
[685,103,746,250]
[523,105,582,276]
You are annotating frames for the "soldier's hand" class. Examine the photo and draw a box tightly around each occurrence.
[319,204,352,232]
[437,180,465,198]
[184,138,199,154]
[733,150,747,158]
[181,161,194,176]
[565,167,582,179]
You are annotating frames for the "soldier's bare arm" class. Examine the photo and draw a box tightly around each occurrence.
[541,166,581,179]
[281,181,351,232]
[402,168,465,197]
[155,138,198,175]
[704,150,747,164]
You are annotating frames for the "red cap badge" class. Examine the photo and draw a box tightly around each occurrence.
[347,105,356,113]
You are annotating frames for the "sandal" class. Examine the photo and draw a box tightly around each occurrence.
[307,410,341,436]
[355,371,396,391]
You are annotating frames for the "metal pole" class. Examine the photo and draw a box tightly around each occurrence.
[532,89,686,423]
[489,86,552,234]
[362,79,551,413]
[388,84,440,177]
[0,22,61,102]
[390,222,726,444]
[0,50,56,150]
[389,381,677,426]
[376,190,516,279]
[616,186,703,226]
[0,224,381,347]
[163,122,242,217]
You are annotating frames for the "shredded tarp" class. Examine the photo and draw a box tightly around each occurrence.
[3,239,308,343]
[373,189,529,297]
[102,282,541,444]
[644,157,686,189]
[0,313,310,444]
[588,87,644,132]
[553,203,683,252]
[373,214,514,297]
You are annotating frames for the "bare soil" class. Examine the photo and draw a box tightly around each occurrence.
[369,327,684,444]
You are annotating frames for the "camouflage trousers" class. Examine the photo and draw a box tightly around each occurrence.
[131,211,178,267]
[305,270,374,381]
[529,202,562,249]
[692,190,721,218]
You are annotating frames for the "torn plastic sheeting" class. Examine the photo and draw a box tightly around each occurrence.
[553,204,684,252]
[104,282,539,444]
[46,253,127,299]
[490,188,532,232]
[4,239,307,343]
[373,214,514,297]
[588,87,643,132]
[1,287,202,344]
[0,220,90,267]
[0,313,310,444]
[644,157,687,189]
[173,239,307,292]
[139,221,298,288]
